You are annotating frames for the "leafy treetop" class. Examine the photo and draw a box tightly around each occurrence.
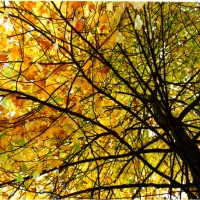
[0,1,199,199]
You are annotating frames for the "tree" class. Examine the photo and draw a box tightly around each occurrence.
[0,1,199,199]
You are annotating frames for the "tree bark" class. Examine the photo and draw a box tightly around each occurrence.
[142,94,200,196]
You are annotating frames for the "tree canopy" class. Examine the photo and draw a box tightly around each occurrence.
[0,1,200,199]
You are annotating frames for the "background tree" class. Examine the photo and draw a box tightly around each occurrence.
[0,1,199,199]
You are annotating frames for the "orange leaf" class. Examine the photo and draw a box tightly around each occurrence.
[100,25,106,32]
[0,105,4,112]
[10,45,22,60]
[75,20,84,32]
[54,130,68,139]
[2,192,8,200]
[30,187,36,192]
[23,65,39,80]
[68,1,86,9]
[24,56,33,66]
[37,38,51,51]
[33,80,46,91]
[100,14,109,23]
[0,139,9,150]
[133,161,140,168]
[0,55,8,61]
[101,66,110,74]
[0,37,8,48]
[134,100,140,106]
[56,64,69,73]
[87,2,95,10]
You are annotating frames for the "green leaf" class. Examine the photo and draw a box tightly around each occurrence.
[14,139,26,146]
[24,180,30,189]
[129,177,135,183]
[54,97,63,103]
[16,174,24,182]
[75,143,81,151]
[189,96,195,104]
[0,152,7,164]
[1,98,12,108]
[55,170,59,177]
[22,163,28,174]
[7,143,14,151]
[64,124,71,131]
[3,68,13,77]
[32,170,40,179]
[101,49,106,54]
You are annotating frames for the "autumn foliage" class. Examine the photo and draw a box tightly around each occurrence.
[0,1,199,199]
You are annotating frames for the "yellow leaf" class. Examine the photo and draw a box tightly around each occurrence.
[38,148,49,157]
[4,8,10,17]
[115,4,124,16]
[87,32,95,43]
[114,126,125,134]
[53,40,59,51]
[0,50,11,55]
[35,63,43,72]
[108,30,119,44]
[116,32,124,43]
[135,15,143,30]
[25,120,31,131]
[113,4,124,24]
[0,25,5,32]
[59,152,67,159]
[96,107,104,115]
[0,37,8,48]
[4,161,11,170]
[36,162,43,174]
[72,135,79,145]
[83,60,92,71]
[129,2,147,10]
[49,159,63,168]
[107,3,113,12]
